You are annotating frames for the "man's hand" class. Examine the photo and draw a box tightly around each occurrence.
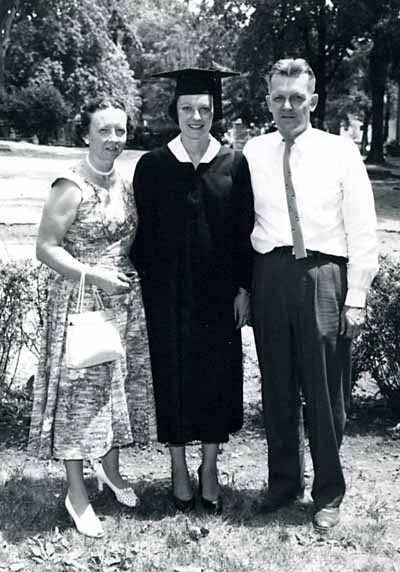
[234,289,250,329]
[340,305,366,338]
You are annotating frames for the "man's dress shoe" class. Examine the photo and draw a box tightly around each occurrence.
[313,507,340,531]
[261,489,306,513]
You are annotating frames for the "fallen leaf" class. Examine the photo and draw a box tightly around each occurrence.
[174,566,203,572]
[63,559,88,571]
[29,545,43,558]
[105,557,122,566]
[10,564,25,572]
[187,525,203,541]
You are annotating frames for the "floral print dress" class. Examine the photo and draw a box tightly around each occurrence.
[28,163,156,460]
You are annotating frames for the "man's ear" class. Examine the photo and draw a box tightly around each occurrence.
[310,93,319,112]
[266,95,272,113]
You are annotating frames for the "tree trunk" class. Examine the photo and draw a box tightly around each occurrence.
[384,89,390,142]
[361,109,370,156]
[314,81,326,129]
[0,44,5,98]
[0,0,20,97]
[311,0,327,129]
[366,31,388,164]
[396,82,400,144]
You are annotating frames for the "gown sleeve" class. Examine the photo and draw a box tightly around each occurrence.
[129,152,157,279]
[232,151,254,293]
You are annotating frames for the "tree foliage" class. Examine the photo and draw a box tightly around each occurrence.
[1,83,70,144]
[1,0,140,141]
[1,0,400,154]
[324,43,371,135]
[113,0,242,138]
[204,0,400,160]
[359,0,400,163]
[206,0,374,126]
[0,0,20,97]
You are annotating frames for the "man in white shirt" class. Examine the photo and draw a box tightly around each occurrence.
[243,58,378,531]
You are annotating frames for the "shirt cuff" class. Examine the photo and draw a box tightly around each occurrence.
[345,287,367,308]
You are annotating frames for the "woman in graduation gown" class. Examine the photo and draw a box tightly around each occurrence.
[131,68,254,513]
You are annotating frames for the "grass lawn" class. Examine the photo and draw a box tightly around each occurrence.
[0,336,399,572]
[1,143,400,571]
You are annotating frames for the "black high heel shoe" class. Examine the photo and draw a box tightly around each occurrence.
[197,466,223,515]
[171,474,195,512]
[172,493,195,512]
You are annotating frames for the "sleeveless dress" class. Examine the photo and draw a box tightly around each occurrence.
[28,163,156,460]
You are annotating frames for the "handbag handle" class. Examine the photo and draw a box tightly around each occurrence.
[92,285,105,311]
[75,271,106,313]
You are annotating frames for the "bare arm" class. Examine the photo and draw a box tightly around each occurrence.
[37,179,131,294]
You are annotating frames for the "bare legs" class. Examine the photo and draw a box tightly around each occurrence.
[64,459,104,537]
[64,447,127,515]
[64,459,89,515]
[101,447,129,489]
[168,442,220,502]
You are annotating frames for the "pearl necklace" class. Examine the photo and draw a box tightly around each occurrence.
[85,155,114,177]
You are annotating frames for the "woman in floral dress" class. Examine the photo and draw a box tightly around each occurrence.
[28,96,155,538]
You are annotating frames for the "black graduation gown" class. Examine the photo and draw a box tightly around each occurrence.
[130,142,254,444]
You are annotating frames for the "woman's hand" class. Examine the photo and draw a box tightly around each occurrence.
[88,266,132,295]
[234,288,250,329]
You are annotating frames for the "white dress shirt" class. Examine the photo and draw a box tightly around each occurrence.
[243,127,379,307]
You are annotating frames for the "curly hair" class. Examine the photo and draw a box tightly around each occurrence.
[75,95,127,141]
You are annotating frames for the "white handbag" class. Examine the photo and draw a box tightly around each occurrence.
[65,272,124,369]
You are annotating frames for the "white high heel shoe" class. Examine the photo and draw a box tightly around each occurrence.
[65,494,104,538]
[92,461,139,508]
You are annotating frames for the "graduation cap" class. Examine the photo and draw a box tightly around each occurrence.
[152,67,239,122]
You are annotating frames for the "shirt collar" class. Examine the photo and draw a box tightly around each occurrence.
[281,126,314,146]
[168,134,221,163]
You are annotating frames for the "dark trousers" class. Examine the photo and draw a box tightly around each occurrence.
[252,249,352,509]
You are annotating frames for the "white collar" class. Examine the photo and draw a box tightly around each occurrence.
[280,126,314,146]
[168,134,221,164]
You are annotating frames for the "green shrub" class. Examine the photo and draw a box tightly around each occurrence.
[2,257,400,422]
[0,260,48,389]
[0,84,70,144]
[352,256,400,415]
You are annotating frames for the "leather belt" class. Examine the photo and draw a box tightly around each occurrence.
[271,246,348,264]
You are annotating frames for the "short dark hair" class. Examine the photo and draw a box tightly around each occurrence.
[168,97,179,124]
[75,95,126,141]
[267,58,316,92]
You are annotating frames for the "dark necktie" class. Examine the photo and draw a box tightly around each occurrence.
[283,140,307,260]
